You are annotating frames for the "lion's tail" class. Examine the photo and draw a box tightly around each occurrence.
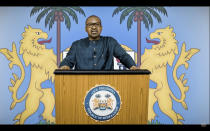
[170,43,199,110]
[0,42,27,110]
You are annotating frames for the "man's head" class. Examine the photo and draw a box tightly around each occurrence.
[85,15,102,40]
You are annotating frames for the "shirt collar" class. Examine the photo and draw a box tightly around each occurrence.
[87,36,102,42]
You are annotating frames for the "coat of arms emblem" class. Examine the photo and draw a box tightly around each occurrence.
[84,85,121,121]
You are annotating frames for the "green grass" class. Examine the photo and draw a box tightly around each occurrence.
[148,120,162,124]
[37,120,55,125]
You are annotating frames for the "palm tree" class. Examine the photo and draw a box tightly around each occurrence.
[30,7,86,66]
[112,7,168,67]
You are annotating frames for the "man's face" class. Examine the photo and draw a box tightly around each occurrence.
[86,17,102,40]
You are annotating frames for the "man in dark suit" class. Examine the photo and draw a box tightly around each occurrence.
[59,15,137,70]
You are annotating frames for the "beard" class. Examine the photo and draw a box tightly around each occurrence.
[89,33,100,40]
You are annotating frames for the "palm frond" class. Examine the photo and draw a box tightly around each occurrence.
[62,11,71,31]
[134,7,145,12]
[36,8,51,23]
[112,7,128,17]
[50,7,60,10]
[45,10,55,27]
[142,15,149,30]
[146,8,162,23]
[48,15,55,31]
[30,7,45,17]
[127,11,135,31]
[70,7,86,17]
[143,11,153,28]
[120,7,135,24]
[152,7,168,17]
[61,7,78,24]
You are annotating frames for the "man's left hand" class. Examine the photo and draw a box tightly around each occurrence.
[130,66,138,70]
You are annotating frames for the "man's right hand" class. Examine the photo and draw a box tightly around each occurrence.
[59,65,70,70]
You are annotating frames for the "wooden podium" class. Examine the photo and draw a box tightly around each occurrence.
[54,69,151,124]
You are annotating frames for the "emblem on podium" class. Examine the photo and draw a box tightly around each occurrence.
[84,85,121,122]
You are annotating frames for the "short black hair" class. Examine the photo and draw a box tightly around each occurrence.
[85,15,102,25]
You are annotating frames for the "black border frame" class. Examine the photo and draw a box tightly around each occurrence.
[0,0,209,127]
[0,0,210,6]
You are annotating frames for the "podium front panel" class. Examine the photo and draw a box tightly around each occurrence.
[54,70,150,124]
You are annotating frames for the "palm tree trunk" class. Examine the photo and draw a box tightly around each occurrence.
[137,18,141,67]
[57,20,61,67]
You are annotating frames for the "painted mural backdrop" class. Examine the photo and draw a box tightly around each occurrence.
[0,7,209,124]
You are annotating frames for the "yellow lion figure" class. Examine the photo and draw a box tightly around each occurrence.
[0,26,57,124]
[141,26,199,124]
